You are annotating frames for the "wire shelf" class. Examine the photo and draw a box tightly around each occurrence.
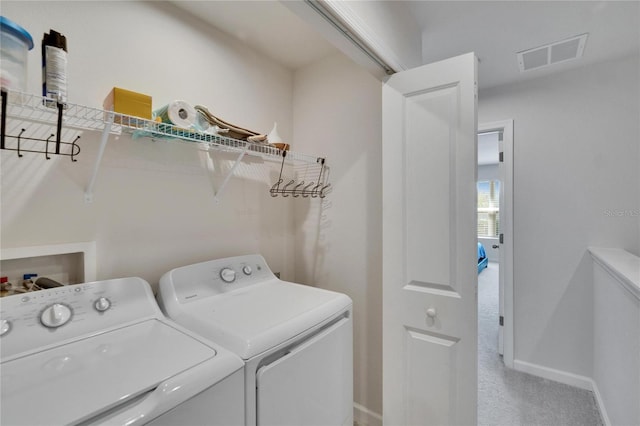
[2,90,330,202]
[3,91,324,164]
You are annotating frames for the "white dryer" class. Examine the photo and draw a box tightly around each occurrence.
[157,254,353,426]
[0,277,245,425]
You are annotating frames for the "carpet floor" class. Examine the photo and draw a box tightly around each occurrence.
[478,262,603,426]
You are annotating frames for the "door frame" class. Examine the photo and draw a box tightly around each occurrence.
[478,119,514,368]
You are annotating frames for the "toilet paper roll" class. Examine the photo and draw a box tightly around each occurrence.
[154,100,197,129]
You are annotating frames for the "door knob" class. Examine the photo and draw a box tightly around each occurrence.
[492,245,499,249]
[426,308,437,318]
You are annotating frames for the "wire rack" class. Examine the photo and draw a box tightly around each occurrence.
[1,91,322,164]
[1,90,330,202]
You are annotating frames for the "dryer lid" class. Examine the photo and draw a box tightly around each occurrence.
[1,320,218,425]
[175,280,352,359]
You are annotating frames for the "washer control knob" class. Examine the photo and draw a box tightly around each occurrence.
[220,268,236,283]
[242,265,252,276]
[41,303,72,328]
[94,297,111,312]
[0,319,11,337]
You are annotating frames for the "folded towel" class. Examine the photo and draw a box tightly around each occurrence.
[195,105,267,143]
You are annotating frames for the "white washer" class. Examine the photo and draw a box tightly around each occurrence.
[157,254,353,426]
[0,277,245,425]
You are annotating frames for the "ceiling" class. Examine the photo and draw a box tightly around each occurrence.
[407,1,640,89]
[170,1,639,89]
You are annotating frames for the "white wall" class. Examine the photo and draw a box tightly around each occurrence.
[591,248,640,426]
[292,53,383,420]
[479,55,640,380]
[1,1,297,287]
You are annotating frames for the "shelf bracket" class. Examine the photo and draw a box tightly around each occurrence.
[84,112,114,203]
[206,142,251,204]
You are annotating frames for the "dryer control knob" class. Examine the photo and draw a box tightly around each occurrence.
[41,303,72,328]
[94,297,111,312]
[220,268,236,283]
[0,319,11,337]
[242,265,252,276]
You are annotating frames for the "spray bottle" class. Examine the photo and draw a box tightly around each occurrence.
[42,29,67,105]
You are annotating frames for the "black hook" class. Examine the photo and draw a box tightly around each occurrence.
[45,134,54,160]
[55,101,64,154]
[16,128,25,157]
[70,135,80,162]
[0,90,6,150]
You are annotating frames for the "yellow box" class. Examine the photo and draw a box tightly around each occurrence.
[103,87,152,123]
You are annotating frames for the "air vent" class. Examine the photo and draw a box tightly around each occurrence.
[517,34,588,72]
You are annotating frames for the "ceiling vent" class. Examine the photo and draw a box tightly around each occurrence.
[517,33,588,72]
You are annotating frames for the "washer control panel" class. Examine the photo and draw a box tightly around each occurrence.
[160,254,277,304]
[0,277,158,360]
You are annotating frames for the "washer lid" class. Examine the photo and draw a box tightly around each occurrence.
[176,280,352,360]
[1,320,217,425]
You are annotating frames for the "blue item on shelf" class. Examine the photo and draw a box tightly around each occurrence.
[478,242,488,274]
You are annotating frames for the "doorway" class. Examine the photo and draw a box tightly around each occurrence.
[477,120,513,367]
[477,120,513,423]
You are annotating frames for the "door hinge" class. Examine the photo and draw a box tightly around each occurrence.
[499,316,504,326]
[499,151,504,162]
[499,233,504,244]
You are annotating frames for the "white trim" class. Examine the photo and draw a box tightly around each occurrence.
[588,247,640,300]
[514,360,610,424]
[591,379,612,426]
[353,402,383,426]
[1,242,97,282]
[513,359,592,390]
[514,359,610,425]
[478,119,514,368]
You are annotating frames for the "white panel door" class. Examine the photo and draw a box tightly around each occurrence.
[383,52,478,426]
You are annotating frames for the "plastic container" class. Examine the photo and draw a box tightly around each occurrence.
[0,16,34,92]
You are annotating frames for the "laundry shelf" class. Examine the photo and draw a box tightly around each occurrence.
[1,91,330,202]
[2,91,320,162]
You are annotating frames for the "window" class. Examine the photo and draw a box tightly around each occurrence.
[477,180,500,237]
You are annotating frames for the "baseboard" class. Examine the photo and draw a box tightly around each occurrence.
[513,360,613,425]
[351,369,609,426]
[513,359,592,390]
[590,379,611,426]
[353,403,383,426]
